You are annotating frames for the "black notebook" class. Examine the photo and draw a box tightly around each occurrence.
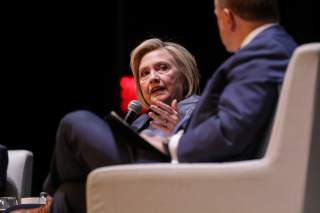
[105,111,164,154]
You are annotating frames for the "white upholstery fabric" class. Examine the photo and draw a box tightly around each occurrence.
[5,150,33,197]
[86,43,320,213]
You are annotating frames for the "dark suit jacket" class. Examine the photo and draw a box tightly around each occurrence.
[178,25,297,162]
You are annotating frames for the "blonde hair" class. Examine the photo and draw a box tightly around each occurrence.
[130,38,200,107]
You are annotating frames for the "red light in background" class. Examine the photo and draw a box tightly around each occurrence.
[120,76,137,112]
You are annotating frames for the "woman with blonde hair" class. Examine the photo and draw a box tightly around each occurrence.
[43,38,200,213]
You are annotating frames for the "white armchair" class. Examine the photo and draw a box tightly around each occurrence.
[86,43,320,213]
[5,150,33,198]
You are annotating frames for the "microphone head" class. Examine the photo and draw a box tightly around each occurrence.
[128,100,142,114]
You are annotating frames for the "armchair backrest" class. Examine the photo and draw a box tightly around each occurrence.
[266,43,320,212]
[5,150,33,198]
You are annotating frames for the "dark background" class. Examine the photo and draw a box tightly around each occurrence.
[3,0,318,195]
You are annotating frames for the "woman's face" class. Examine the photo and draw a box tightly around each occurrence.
[139,49,185,106]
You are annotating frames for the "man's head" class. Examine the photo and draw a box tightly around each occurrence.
[131,38,200,108]
[214,0,280,52]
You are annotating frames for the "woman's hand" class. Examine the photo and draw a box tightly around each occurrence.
[148,99,180,134]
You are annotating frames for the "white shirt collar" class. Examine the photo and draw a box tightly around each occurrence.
[240,23,278,49]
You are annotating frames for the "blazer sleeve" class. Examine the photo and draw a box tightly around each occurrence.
[177,57,283,162]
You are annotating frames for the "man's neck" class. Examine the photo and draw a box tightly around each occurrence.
[234,20,272,51]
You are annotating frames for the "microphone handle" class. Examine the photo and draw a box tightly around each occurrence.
[125,110,137,125]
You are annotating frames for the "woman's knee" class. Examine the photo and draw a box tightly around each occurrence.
[60,110,97,127]
[56,110,99,147]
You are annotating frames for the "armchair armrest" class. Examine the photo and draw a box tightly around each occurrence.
[86,160,299,213]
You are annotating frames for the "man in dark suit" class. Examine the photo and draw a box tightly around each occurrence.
[0,144,8,196]
[168,0,297,162]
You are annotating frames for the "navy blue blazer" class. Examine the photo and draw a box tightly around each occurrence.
[178,25,297,162]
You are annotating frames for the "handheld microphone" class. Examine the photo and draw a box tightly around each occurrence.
[124,100,142,125]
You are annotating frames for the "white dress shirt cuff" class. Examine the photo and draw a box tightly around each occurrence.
[168,130,184,164]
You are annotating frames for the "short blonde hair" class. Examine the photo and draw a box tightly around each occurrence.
[130,38,200,107]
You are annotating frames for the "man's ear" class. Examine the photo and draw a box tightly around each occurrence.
[223,8,236,31]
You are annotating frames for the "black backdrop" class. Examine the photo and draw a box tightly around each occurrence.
[3,0,318,195]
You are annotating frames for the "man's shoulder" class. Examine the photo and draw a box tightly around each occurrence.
[244,25,297,56]
[223,26,296,68]
[214,26,297,84]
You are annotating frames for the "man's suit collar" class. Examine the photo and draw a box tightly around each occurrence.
[240,23,278,49]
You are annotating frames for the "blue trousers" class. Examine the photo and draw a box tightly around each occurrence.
[43,110,169,213]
